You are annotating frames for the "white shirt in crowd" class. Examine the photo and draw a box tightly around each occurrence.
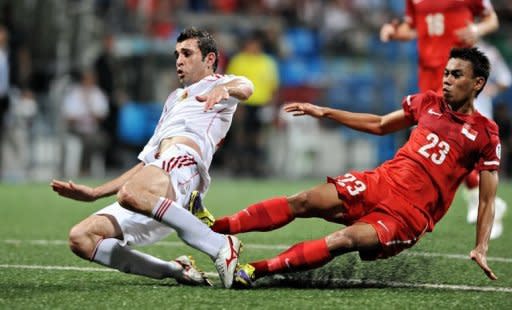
[474,40,512,119]
[63,84,109,134]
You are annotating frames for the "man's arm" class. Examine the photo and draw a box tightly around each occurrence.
[380,20,417,42]
[470,169,498,280]
[223,77,254,101]
[197,77,254,111]
[456,10,499,46]
[51,162,145,202]
[283,102,413,135]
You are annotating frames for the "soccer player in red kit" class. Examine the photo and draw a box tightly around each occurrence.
[380,0,503,239]
[380,0,498,93]
[190,47,500,287]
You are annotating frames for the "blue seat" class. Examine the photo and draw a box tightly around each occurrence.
[279,58,305,87]
[284,28,318,58]
[117,102,162,146]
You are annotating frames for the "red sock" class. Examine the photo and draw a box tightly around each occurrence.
[465,170,480,189]
[251,239,332,278]
[212,197,293,234]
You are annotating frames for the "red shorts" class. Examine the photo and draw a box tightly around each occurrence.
[327,169,429,260]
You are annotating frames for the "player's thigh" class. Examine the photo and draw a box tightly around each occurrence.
[124,164,174,199]
[70,213,122,242]
[95,201,173,246]
[288,183,344,217]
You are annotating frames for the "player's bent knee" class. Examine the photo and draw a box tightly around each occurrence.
[116,184,138,211]
[68,225,95,259]
[287,191,311,216]
[326,230,357,255]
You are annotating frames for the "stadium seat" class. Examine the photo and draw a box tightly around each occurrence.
[284,27,318,58]
[117,102,162,146]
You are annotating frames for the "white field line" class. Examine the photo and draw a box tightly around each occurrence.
[0,264,511,293]
[3,239,512,263]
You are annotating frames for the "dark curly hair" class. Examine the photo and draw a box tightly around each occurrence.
[177,27,219,72]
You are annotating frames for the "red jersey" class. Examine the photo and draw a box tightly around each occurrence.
[405,0,493,69]
[379,91,500,230]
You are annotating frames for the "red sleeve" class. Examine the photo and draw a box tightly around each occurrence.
[401,92,427,124]
[404,0,415,28]
[475,122,501,171]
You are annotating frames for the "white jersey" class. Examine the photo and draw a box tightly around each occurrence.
[138,74,248,170]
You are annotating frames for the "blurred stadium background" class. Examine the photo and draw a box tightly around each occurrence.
[1,0,511,182]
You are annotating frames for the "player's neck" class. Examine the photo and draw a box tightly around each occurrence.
[449,101,475,115]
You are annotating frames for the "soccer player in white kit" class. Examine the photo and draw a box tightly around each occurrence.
[51,27,254,288]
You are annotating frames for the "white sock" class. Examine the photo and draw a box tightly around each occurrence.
[152,197,226,259]
[91,238,182,279]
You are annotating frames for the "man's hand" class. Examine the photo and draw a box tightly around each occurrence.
[196,85,230,111]
[455,23,480,46]
[380,20,399,42]
[470,247,497,280]
[283,102,325,118]
[50,179,97,202]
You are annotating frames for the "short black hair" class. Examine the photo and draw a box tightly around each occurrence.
[177,27,219,72]
[449,47,490,97]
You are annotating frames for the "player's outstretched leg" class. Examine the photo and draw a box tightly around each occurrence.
[69,214,212,285]
[196,196,294,234]
[233,238,332,289]
[85,237,212,285]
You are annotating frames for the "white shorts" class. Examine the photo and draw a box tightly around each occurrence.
[95,144,202,246]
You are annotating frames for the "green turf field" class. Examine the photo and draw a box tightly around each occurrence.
[1,178,511,309]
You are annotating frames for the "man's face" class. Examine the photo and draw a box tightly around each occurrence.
[174,38,214,86]
[442,58,483,108]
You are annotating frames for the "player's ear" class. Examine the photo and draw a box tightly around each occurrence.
[474,76,486,93]
[205,52,216,70]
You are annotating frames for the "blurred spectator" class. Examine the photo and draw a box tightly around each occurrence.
[494,102,512,178]
[475,40,512,179]
[320,0,355,53]
[474,40,512,119]
[225,30,279,177]
[1,87,37,182]
[0,25,9,178]
[94,34,121,169]
[148,0,177,39]
[62,69,109,178]
[210,0,239,13]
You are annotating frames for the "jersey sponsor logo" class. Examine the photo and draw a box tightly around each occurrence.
[180,90,188,101]
[427,108,442,116]
[461,124,478,141]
